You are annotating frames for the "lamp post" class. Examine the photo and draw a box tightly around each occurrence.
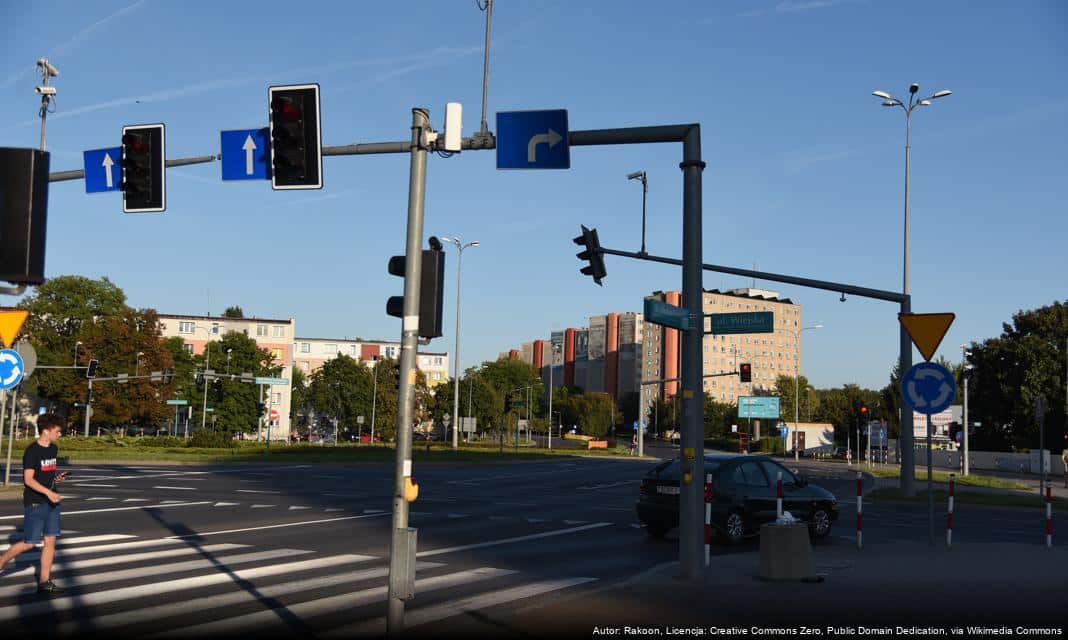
[226,348,233,375]
[135,351,144,376]
[440,235,480,450]
[74,341,82,367]
[370,356,380,444]
[785,324,823,461]
[547,343,560,450]
[627,170,648,255]
[960,344,972,476]
[872,83,952,495]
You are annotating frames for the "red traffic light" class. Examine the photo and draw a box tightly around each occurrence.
[739,363,752,383]
[860,406,868,414]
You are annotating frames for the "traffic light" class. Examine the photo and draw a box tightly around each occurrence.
[121,124,165,212]
[573,225,607,285]
[394,369,401,392]
[213,379,224,402]
[860,405,869,419]
[86,359,98,379]
[195,372,205,391]
[162,368,174,385]
[385,238,447,339]
[268,84,322,190]
[739,363,752,383]
[949,422,962,443]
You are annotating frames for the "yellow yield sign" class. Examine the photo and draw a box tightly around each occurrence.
[0,310,29,349]
[898,312,955,362]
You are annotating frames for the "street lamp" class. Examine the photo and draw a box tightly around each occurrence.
[960,344,973,476]
[439,235,480,450]
[135,351,145,376]
[872,83,951,490]
[627,170,648,255]
[547,342,560,450]
[74,341,82,367]
[785,323,823,461]
[226,348,233,375]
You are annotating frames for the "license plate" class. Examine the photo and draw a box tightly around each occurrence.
[656,486,680,495]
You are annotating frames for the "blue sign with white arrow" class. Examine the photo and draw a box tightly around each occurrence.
[901,362,957,415]
[83,147,123,193]
[0,348,25,390]
[221,128,270,181]
[496,110,570,170]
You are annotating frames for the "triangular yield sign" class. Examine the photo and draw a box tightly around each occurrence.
[0,310,28,349]
[899,313,955,362]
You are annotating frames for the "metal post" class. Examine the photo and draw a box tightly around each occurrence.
[173,404,179,437]
[266,384,274,454]
[900,297,915,495]
[371,360,379,443]
[547,352,553,451]
[4,388,16,487]
[0,390,8,486]
[1037,396,1045,503]
[451,247,464,450]
[387,107,431,634]
[963,368,969,476]
[83,379,92,436]
[794,371,800,462]
[201,346,211,431]
[927,413,933,545]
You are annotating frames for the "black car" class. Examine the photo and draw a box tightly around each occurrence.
[635,454,838,544]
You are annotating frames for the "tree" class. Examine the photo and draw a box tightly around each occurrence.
[556,390,614,437]
[774,375,819,424]
[289,367,310,438]
[703,396,737,440]
[223,306,244,318]
[197,332,279,435]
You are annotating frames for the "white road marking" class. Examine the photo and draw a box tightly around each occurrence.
[154,486,196,491]
[250,504,274,509]
[123,498,150,503]
[564,520,589,525]
[213,502,240,507]
[448,514,470,519]
[526,518,549,523]
[0,501,213,520]
[236,489,280,494]
[288,506,310,511]
[577,480,638,490]
[54,560,443,635]
[24,537,188,558]
[0,548,309,600]
[159,567,518,637]
[75,484,118,488]
[163,512,391,539]
[418,522,614,558]
[87,497,114,501]
[0,553,372,621]
[3,543,248,580]
[324,508,345,512]
[59,534,137,546]
[338,576,598,636]
[362,509,385,514]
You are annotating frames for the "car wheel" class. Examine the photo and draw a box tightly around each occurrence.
[809,506,832,539]
[723,511,746,545]
[644,522,669,539]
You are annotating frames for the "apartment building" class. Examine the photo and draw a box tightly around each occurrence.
[292,336,450,388]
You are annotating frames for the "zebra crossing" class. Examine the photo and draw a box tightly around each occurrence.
[0,529,597,636]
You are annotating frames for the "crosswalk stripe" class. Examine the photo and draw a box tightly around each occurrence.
[59,534,137,545]
[418,522,613,557]
[0,501,214,520]
[334,576,598,636]
[0,552,374,620]
[2,543,248,580]
[154,566,518,637]
[56,560,445,635]
[14,537,201,562]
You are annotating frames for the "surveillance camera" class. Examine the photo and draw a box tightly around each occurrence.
[35,86,56,96]
[909,83,920,94]
[36,58,59,77]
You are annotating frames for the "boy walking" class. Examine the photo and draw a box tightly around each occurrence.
[0,413,68,595]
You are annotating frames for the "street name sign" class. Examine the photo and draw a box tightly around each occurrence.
[255,377,289,385]
[0,310,28,348]
[166,399,188,406]
[899,312,955,362]
[83,147,123,193]
[221,128,270,181]
[708,312,774,335]
[496,110,570,169]
[901,362,957,415]
[644,298,691,331]
[0,349,26,390]
[738,396,781,419]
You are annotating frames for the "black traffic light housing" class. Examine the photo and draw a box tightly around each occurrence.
[573,225,607,285]
[195,372,205,391]
[949,421,962,443]
[86,359,98,379]
[122,124,165,212]
[738,363,751,383]
[268,84,322,190]
[213,378,224,402]
[162,368,174,385]
[386,238,446,339]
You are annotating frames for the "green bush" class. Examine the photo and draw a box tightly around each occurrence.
[135,436,185,448]
[187,430,237,449]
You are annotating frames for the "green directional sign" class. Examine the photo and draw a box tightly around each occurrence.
[644,298,691,331]
[255,376,290,385]
[707,311,774,335]
[166,399,188,406]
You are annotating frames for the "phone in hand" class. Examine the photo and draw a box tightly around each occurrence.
[56,471,70,482]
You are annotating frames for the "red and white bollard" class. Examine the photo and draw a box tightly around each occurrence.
[946,474,955,549]
[704,473,713,566]
[856,471,863,550]
[776,472,783,519]
[1046,481,1053,548]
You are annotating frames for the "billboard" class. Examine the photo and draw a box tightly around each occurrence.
[574,329,589,361]
[551,330,565,365]
[588,316,606,361]
[738,396,781,419]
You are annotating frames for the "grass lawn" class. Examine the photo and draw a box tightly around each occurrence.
[866,465,1027,490]
[870,487,1067,511]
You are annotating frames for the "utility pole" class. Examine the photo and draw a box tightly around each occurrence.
[371,357,379,443]
[36,58,58,151]
[201,345,211,432]
[386,107,432,634]
[4,387,18,487]
[83,379,93,436]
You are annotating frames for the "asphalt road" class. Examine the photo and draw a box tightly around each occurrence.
[0,454,1059,638]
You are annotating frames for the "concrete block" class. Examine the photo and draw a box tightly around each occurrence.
[758,523,815,582]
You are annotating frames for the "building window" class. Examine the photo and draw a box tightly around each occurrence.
[325,344,337,355]
[179,321,195,334]
[300,343,310,353]
[271,348,283,361]
[351,345,359,355]
[183,343,193,354]
[272,326,285,338]
[256,325,268,337]
[211,323,220,335]
[434,357,443,366]
[273,393,282,404]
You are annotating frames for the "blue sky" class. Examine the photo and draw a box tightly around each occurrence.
[2,0,1065,390]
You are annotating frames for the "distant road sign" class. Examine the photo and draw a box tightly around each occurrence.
[221,128,270,181]
[14,340,36,378]
[166,399,188,406]
[0,349,26,390]
[708,312,774,335]
[496,110,570,170]
[644,298,690,331]
[255,376,289,385]
[899,313,955,362]
[83,147,123,193]
[902,362,957,415]
[738,396,780,419]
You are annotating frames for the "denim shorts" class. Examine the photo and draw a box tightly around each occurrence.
[23,502,61,545]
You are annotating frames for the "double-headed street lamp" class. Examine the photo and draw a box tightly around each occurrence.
[785,323,823,461]
[440,235,480,450]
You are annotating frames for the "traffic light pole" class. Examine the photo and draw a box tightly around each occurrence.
[386,108,431,635]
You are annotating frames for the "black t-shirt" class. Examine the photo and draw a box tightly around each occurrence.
[23,442,59,507]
